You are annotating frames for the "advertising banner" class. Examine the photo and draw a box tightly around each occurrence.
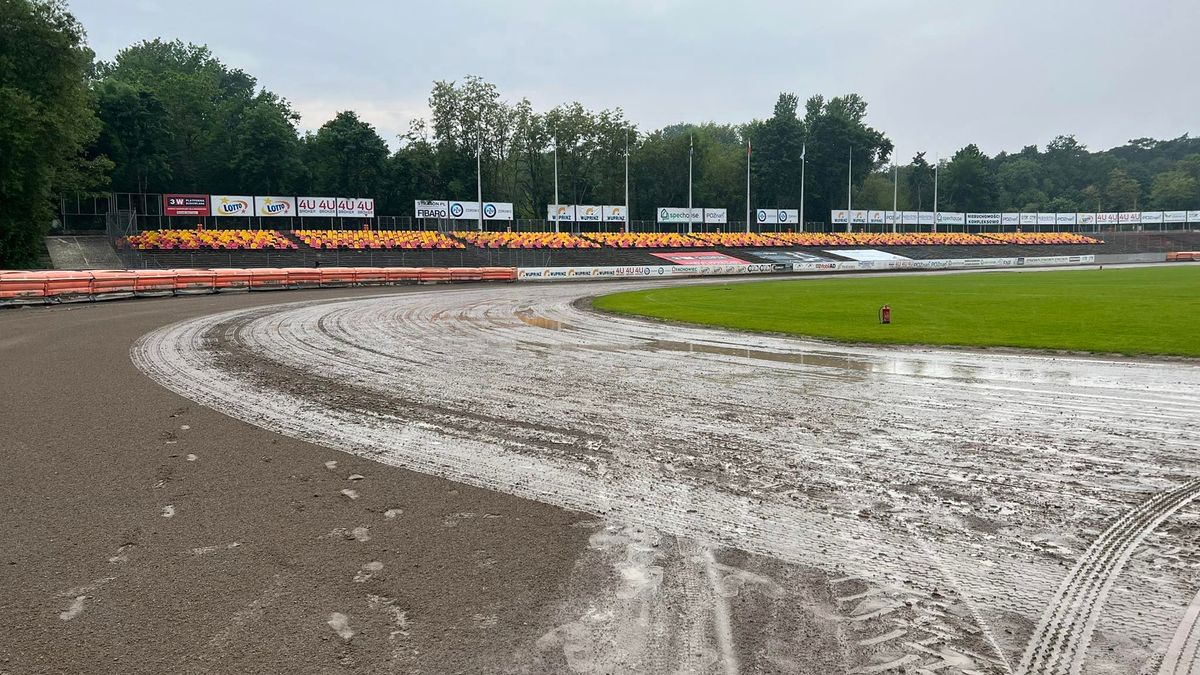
[1077,213,1097,226]
[1001,213,1020,226]
[576,205,602,222]
[749,250,832,263]
[703,208,728,224]
[299,197,339,217]
[254,196,296,217]
[1095,212,1119,226]
[1141,211,1164,224]
[657,207,703,223]
[1019,213,1038,226]
[339,197,375,218]
[1163,210,1187,224]
[757,209,778,225]
[831,210,849,224]
[902,211,919,225]
[965,213,1001,225]
[917,212,935,226]
[650,251,750,265]
[210,195,253,217]
[937,212,966,225]
[851,210,868,224]
[448,200,480,220]
[548,204,575,222]
[602,205,627,222]
[415,199,449,219]
[517,263,776,281]
[1119,212,1142,225]
[777,209,799,225]
[482,202,514,221]
[163,194,209,217]
[1037,213,1056,226]
[868,210,886,225]
[1189,210,1200,223]
[1055,212,1076,226]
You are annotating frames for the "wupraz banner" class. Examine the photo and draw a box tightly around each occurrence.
[548,205,576,222]
[255,196,296,217]
[576,205,602,222]
[602,206,627,222]
[210,195,253,217]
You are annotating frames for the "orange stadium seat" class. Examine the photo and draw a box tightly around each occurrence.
[690,232,792,247]
[582,232,704,248]
[293,230,464,250]
[980,232,1102,245]
[771,232,1000,247]
[453,231,599,249]
[120,229,297,250]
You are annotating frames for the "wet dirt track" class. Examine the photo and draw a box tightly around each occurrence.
[4,274,1200,674]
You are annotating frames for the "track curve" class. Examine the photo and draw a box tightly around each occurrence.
[131,280,1200,673]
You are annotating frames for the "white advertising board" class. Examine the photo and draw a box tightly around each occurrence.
[602,205,627,222]
[415,199,449,219]
[299,197,339,217]
[704,208,728,224]
[210,195,253,217]
[339,197,375,218]
[575,205,602,222]
[548,205,576,222]
[254,196,296,217]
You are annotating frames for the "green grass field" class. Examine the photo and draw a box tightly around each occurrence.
[592,266,1200,357]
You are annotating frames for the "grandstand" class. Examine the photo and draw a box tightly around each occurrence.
[293,229,464,249]
[581,232,706,248]
[120,229,296,250]
[454,231,599,249]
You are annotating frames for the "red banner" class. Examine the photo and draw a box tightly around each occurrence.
[650,251,749,265]
[163,194,210,217]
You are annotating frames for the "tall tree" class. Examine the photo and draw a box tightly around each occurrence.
[0,0,108,268]
[305,111,389,197]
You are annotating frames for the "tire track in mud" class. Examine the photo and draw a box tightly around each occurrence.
[1156,589,1200,675]
[1016,479,1200,675]
[132,283,1200,672]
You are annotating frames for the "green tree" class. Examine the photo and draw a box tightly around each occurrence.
[305,111,389,197]
[0,0,108,268]
[1149,170,1199,210]
[94,79,171,193]
[1105,168,1141,211]
[941,144,997,212]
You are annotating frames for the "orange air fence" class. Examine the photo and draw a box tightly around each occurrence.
[0,266,517,305]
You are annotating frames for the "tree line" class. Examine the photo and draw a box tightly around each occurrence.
[3,0,1199,268]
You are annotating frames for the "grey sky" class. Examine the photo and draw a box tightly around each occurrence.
[73,0,1198,160]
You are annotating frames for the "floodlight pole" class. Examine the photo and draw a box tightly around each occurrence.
[476,138,483,232]
[933,154,939,233]
[687,134,694,235]
[553,133,560,233]
[846,146,852,233]
[799,142,806,232]
[892,163,899,234]
[624,130,630,225]
[745,139,751,233]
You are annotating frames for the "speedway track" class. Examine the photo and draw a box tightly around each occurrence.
[131,279,1200,673]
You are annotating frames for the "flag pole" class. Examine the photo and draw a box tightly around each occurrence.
[687,134,694,235]
[933,153,939,234]
[745,139,751,234]
[624,130,629,227]
[891,162,898,234]
[476,138,483,232]
[847,146,852,233]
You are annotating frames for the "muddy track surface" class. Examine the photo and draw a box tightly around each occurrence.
[119,279,1200,673]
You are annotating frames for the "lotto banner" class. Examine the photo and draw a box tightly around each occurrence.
[163,194,209,217]
[299,197,339,217]
[254,196,296,217]
[210,195,253,217]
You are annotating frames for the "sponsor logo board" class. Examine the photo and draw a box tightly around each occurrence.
[163,194,209,217]
[210,195,253,217]
[255,195,296,217]
[650,251,750,265]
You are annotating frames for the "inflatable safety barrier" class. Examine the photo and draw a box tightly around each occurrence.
[0,266,517,306]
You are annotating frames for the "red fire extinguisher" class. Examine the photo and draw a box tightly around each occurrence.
[879,305,891,324]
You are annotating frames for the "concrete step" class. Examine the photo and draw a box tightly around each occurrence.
[44,235,124,270]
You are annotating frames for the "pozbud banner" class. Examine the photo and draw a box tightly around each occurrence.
[483,202,513,221]
[1055,213,1076,225]
[415,200,449,218]
[576,205,602,222]
[1141,211,1164,224]
[163,194,209,217]
[548,205,575,222]
[299,197,338,217]
[255,196,296,217]
[210,195,253,217]
[703,208,727,224]
[1001,213,1020,226]
[602,205,627,222]
[339,197,374,218]
[1163,210,1187,223]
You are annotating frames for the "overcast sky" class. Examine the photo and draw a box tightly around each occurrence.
[72,0,1198,160]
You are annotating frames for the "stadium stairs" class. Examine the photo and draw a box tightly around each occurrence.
[45,235,124,270]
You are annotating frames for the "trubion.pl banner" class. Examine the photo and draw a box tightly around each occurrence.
[163,194,209,217]
[415,200,449,218]
[338,198,375,218]
[210,195,253,217]
[255,196,296,217]
[299,197,338,217]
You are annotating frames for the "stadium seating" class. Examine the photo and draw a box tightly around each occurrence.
[581,232,704,248]
[980,232,1102,245]
[770,232,1000,247]
[454,231,599,249]
[293,230,464,250]
[689,232,792,247]
[120,229,297,250]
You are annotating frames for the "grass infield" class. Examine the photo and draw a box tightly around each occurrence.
[592,266,1200,357]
